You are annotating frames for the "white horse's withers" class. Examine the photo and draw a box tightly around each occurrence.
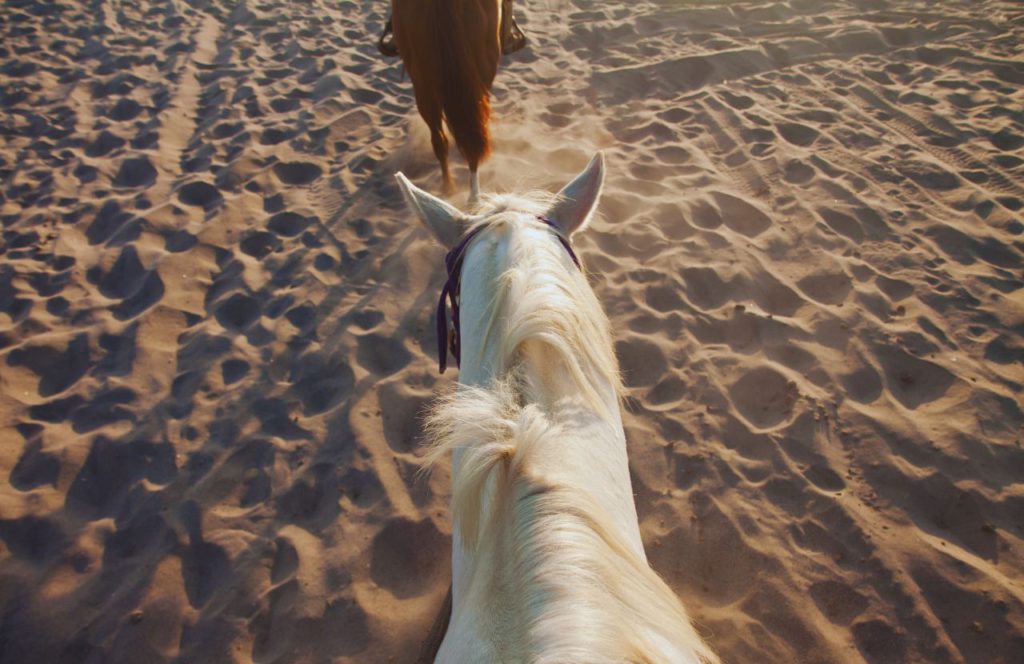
[396,153,719,664]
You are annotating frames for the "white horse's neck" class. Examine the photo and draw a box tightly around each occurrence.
[435,214,708,662]
[397,158,716,664]
[455,215,640,544]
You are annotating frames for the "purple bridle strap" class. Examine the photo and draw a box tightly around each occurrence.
[436,215,581,373]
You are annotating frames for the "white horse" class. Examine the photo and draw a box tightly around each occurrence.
[396,153,719,664]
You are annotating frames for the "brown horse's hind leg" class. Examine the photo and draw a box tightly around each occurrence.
[469,169,480,205]
[416,98,453,196]
[431,126,453,197]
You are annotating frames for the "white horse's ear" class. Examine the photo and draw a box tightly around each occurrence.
[395,172,466,246]
[546,151,605,237]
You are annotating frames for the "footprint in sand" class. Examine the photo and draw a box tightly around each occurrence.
[260,127,297,145]
[268,211,315,237]
[690,192,772,238]
[177,180,223,209]
[370,517,449,599]
[111,157,155,194]
[223,439,277,508]
[93,246,165,320]
[164,229,197,252]
[214,292,262,331]
[10,427,60,490]
[107,98,144,122]
[875,275,914,301]
[729,366,798,429]
[681,266,734,311]
[0,514,67,563]
[796,270,852,306]
[289,351,355,415]
[273,161,323,185]
[221,358,250,384]
[817,207,865,243]
[356,333,412,377]
[270,536,299,585]
[86,130,126,157]
[989,127,1023,151]
[647,375,686,407]
[377,380,432,453]
[840,360,884,404]
[179,502,231,608]
[810,580,869,625]
[86,201,140,246]
[616,336,668,388]
[783,159,815,184]
[71,387,137,432]
[874,345,958,409]
[899,159,961,191]
[339,466,386,510]
[66,436,175,519]
[6,333,91,397]
[643,282,686,313]
[852,618,907,662]
[351,308,384,331]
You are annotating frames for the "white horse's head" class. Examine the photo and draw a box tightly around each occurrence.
[395,153,611,395]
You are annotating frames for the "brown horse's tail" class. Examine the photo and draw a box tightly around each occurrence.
[435,0,493,169]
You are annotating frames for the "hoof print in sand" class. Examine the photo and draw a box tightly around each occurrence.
[11,434,60,491]
[729,366,798,429]
[276,464,341,527]
[87,201,141,246]
[96,246,165,320]
[113,156,157,189]
[221,358,250,384]
[66,436,175,519]
[0,515,68,563]
[289,352,354,415]
[177,181,223,209]
[690,192,772,237]
[268,211,315,237]
[7,334,91,397]
[273,161,322,185]
[164,230,197,253]
[215,293,261,331]
[86,130,126,158]
[240,231,282,258]
[355,333,411,376]
[616,337,666,388]
[370,518,449,599]
[876,347,957,409]
[776,122,820,147]
[796,271,852,306]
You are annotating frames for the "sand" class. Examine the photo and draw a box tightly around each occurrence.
[1,0,1022,662]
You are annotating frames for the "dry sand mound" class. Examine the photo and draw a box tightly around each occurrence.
[1,0,1022,662]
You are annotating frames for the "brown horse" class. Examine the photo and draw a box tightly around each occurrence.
[392,0,501,202]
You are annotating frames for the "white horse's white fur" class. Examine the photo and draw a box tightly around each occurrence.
[396,154,718,664]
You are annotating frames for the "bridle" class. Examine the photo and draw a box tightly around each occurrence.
[435,215,582,373]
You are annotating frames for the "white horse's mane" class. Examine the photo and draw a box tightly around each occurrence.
[423,196,718,663]
[466,192,623,412]
[424,381,717,663]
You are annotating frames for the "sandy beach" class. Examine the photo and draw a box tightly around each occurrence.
[1,0,1022,661]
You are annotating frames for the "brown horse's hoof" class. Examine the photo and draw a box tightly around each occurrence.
[502,19,527,55]
[378,19,399,57]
